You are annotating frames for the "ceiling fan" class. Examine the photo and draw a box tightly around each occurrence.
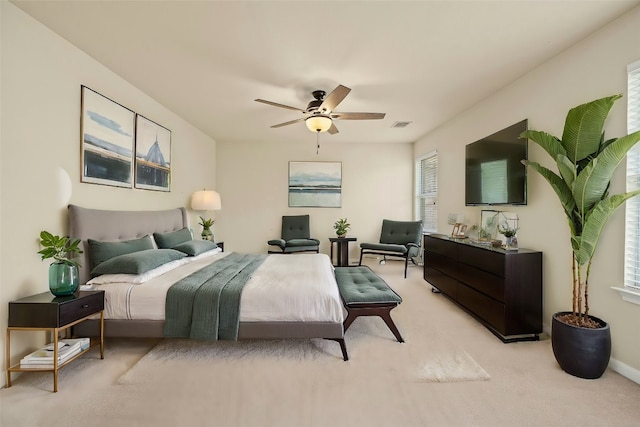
[255,85,385,134]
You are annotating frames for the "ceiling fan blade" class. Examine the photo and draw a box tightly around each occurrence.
[255,99,305,113]
[328,122,339,135]
[271,117,306,128]
[319,85,351,113]
[331,112,386,120]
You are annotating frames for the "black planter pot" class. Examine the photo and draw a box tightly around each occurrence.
[551,311,611,379]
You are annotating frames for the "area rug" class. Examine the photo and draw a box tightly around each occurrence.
[417,351,490,382]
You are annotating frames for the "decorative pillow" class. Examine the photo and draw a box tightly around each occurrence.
[87,257,189,285]
[153,228,193,249]
[90,248,186,277]
[172,240,218,257]
[88,236,155,269]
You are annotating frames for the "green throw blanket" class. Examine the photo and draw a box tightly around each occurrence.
[164,253,267,340]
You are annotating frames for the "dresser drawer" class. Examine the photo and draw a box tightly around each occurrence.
[8,291,104,328]
[457,263,505,303]
[458,283,505,335]
[458,244,505,276]
[59,291,104,325]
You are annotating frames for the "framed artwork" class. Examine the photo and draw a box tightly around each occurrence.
[80,86,135,188]
[288,161,342,208]
[134,114,171,191]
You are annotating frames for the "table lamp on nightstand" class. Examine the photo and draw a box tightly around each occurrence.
[191,189,221,240]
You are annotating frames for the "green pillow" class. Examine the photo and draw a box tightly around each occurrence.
[90,249,186,277]
[88,236,155,269]
[173,240,218,256]
[153,228,192,249]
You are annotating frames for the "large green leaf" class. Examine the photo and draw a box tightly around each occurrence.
[520,130,566,162]
[574,190,640,265]
[573,130,640,214]
[561,95,621,163]
[557,153,576,188]
[522,160,576,219]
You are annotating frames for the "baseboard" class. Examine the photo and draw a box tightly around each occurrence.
[609,358,640,385]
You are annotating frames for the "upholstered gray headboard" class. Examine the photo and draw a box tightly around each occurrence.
[68,204,189,284]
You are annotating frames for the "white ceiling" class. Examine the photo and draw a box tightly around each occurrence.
[12,0,640,146]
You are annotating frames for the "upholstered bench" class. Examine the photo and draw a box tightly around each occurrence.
[334,266,404,343]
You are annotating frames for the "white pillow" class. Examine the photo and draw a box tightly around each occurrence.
[191,247,223,260]
[87,257,188,285]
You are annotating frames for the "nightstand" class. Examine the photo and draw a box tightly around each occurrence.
[215,241,224,252]
[6,290,105,392]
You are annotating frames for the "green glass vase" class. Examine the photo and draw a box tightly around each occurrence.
[49,262,79,296]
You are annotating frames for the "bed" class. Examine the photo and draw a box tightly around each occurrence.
[68,204,348,360]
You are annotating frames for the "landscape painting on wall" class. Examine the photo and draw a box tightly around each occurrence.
[80,86,135,187]
[289,161,342,208]
[134,115,171,191]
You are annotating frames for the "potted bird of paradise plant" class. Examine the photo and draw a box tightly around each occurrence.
[521,94,640,379]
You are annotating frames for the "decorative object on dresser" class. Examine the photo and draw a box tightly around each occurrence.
[191,189,222,240]
[38,231,83,296]
[6,290,105,392]
[521,94,640,379]
[423,234,542,343]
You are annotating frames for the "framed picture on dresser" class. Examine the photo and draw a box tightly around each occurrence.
[80,86,136,188]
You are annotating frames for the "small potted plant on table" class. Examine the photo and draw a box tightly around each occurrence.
[38,231,83,296]
[333,218,351,237]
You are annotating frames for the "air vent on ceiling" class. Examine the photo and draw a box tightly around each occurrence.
[391,121,412,128]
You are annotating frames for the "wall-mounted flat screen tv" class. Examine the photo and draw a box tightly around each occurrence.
[465,119,528,206]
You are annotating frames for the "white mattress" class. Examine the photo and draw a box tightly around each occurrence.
[85,252,344,324]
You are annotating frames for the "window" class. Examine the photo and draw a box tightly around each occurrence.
[624,59,640,289]
[416,151,438,232]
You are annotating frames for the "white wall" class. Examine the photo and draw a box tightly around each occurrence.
[415,6,640,378]
[0,2,216,384]
[215,139,415,259]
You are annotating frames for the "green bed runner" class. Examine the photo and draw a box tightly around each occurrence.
[164,253,267,340]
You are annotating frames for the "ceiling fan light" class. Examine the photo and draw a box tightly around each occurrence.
[305,115,332,133]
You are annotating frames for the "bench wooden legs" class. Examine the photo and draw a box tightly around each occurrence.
[343,304,404,343]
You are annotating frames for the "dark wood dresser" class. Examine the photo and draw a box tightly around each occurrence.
[423,234,542,342]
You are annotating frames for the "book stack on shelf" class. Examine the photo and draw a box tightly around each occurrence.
[20,338,90,369]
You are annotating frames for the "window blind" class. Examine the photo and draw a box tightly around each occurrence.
[416,151,438,232]
[624,59,640,288]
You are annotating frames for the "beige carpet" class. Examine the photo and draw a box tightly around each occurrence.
[2,259,640,427]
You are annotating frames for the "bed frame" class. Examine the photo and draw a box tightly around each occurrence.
[68,204,348,360]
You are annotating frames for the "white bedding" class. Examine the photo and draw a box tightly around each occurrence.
[84,252,344,324]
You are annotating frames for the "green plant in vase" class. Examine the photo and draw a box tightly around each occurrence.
[333,218,351,237]
[199,216,215,241]
[521,94,640,378]
[38,231,83,296]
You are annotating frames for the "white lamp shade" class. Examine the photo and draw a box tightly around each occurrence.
[305,115,332,133]
[191,190,221,211]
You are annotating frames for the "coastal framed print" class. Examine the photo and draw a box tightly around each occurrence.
[288,161,342,208]
[134,114,171,192]
[80,86,135,188]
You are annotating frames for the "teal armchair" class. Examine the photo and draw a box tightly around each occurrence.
[268,215,320,254]
[358,219,423,278]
